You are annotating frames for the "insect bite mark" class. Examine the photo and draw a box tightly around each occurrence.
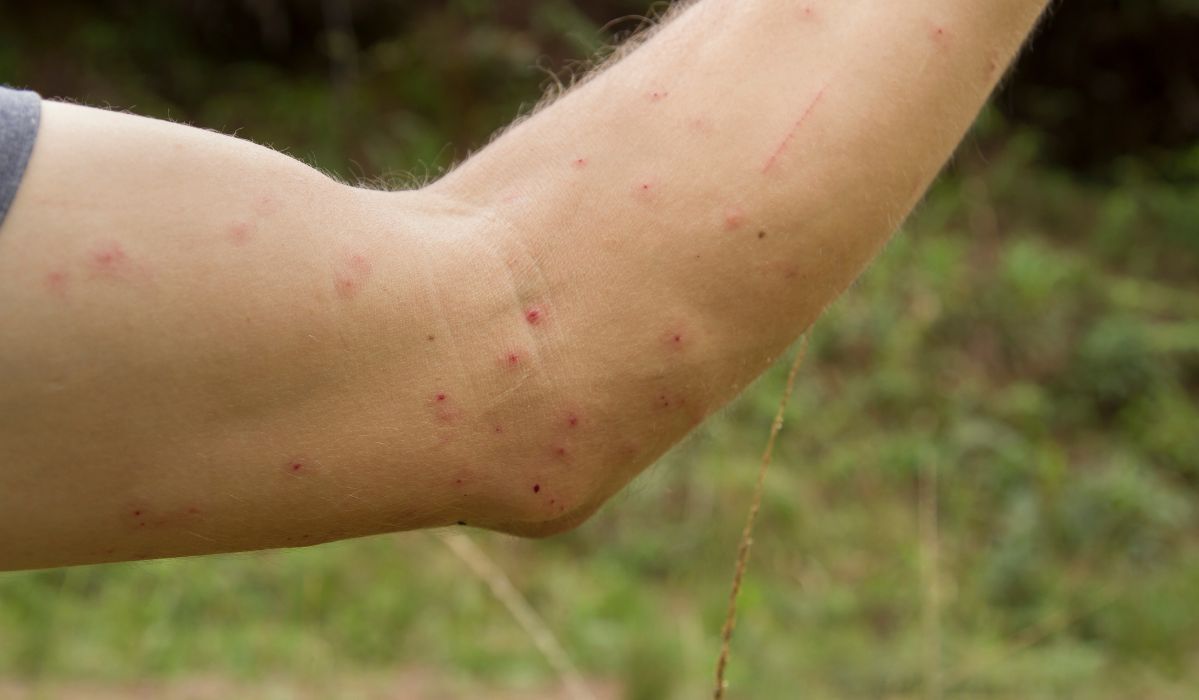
[227,221,253,245]
[572,157,588,169]
[525,307,544,326]
[723,208,746,231]
[334,253,373,300]
[44,270,69,296]
[533,484,541,494]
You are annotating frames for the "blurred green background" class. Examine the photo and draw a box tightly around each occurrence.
[1,1,1197,698]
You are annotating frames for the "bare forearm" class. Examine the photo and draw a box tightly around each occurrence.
[429,0,1050,517]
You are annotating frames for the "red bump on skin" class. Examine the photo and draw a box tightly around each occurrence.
[334,253,373,300]
[87,242,128,276]
[132,510,143,517]
[430,392,462,424]
[929,23,952,45]
[662,328,688,351]
[648,90,669,102]
[572,157,588,169]
[533,484,541,494]
[227,221,253,245]
[631,181,657,202]
[800,5,817,20]
[494,424,504,434]
[501,350,523,369]
[723,208,746,231]
[289,462,303,472]
[525,307,544,325]
[566,414,580,428]
[44,270,69,296]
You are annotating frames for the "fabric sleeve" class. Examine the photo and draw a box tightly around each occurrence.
[0,86,42,232]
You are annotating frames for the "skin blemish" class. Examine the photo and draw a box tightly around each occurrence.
[334,253,373,300]
[44,270,69,296]
[631,181,658,203]
[758,230,768,240]
[801,5,816,20]
[572,157,588,169]
[929,24,952,45]
[457,520,467,526]
[430,392,462,424]
[253,194,281,217]
[227,221,253,245]
[647,90,669,102]
[186,506,201,515]
[132,510,143,517]
[533,484,541,494]
[427,334,436,341]
[289,462,303,473]
[761,85,828,173]
[552,446,573,464]
[525,307,544,325]
[87,241,131,279]
[501,350,524,369]
[566,414,580,428]
[688,117,714,134]
[494,424,504,434]
[723,208,746,231]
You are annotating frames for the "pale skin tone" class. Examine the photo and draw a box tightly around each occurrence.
[0,0,1050,571]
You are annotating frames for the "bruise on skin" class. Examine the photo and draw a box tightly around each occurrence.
[761,85,828,173]
[334,253,373,300]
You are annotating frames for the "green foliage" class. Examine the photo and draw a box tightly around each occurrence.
[0,2,1197,698]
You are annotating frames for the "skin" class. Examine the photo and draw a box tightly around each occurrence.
[0,0,1050,571]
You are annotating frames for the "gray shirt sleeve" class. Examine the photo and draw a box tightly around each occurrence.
[0,86,42,232]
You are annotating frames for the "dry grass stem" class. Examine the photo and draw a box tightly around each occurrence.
[433,532,595,700]
[713,336,810,699]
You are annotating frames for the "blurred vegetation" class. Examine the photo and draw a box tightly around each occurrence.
[0,1,1197,698]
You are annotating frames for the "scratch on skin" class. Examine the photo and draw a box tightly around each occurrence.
[760,85,828,174]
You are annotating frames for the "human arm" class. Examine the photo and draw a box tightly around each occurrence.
[0,0,1049,570]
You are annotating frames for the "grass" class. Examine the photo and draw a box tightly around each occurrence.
[2,132,1196,698]
[1,4,1197,695]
